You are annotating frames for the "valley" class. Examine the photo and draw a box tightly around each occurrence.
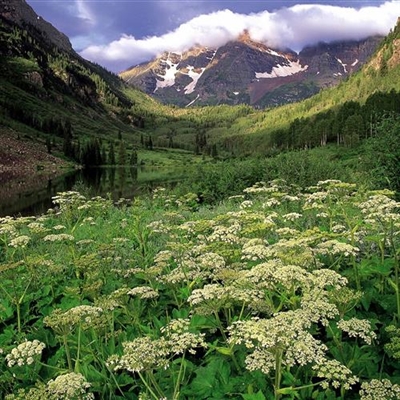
[1,1,400,399]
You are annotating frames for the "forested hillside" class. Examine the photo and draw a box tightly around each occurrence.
[0,11,173,166]
[0,3,400,195]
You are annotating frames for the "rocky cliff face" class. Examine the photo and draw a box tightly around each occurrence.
[121,34,383,108]
[0,0,72,52]
[299,38,382,84]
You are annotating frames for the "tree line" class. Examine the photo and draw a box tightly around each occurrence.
[261,89,400,151]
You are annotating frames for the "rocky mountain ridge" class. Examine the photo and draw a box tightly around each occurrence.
[121,32,383,108]
[0,0,72,52]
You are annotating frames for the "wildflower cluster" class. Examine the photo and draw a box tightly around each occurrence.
[127,285,159,299]
[107,336,170,372]
[43,234,75,242]
[359,379,400,400]
[9,235,30,248]
[6,340,45,367]
[337,318,377,345]
[228,311,328,373]
[44,305,104,332]
[160,318,207,355]
[6,373,94,400]
[46,372,94,400]
[312,359,359,390]
[2,179,400,398]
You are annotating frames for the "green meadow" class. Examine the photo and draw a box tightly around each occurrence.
[1,177,400,399]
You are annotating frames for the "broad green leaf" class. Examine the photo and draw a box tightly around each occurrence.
[359,258,394,277]
[242,390,266,400]
[215,346,233,356]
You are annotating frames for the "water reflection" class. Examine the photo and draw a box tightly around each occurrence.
[0,166,180,217]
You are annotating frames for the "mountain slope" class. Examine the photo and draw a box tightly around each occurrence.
[121,31,382,108]
[0,0,172,167]
[0,0,72,52]
[138,18,400,159]
[208,19,400,154]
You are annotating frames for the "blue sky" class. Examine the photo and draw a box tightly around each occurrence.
[26,1,400,72]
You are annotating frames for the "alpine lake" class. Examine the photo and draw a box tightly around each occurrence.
[0,166,185,217]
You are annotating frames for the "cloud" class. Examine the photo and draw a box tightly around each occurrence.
[80,1,400,72]
[74,0,96,25]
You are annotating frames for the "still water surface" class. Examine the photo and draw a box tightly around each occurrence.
[0,167,181,217]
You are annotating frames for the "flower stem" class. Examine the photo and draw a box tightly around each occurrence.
[75,324,81,373]
[274,349,283,400]
[137,371,159,400]
[63,334,73,371]
[173,354,186,400]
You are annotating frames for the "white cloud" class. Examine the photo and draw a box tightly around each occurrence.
[75,0,96,25]
[80,1,400,72]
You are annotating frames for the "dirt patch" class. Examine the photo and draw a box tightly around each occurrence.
[0,127,71,178]
[0,127,75,213]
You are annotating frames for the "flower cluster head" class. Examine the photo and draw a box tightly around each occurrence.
[187,284,230,314]
[0,217,18,236]
[312,359,359,390]
[243,181,276,195]
[44,305,104,332]
[6,339,45,367]
[147,219,170,234]
[240,200,254,209]
[358,194,400,225]
[46,372,94,400]
[359,379,400,400]
[315,240,359,257]
[160,318,207,355]
[241,238,269,261]
[108,317,207,374]
[43,234,75,242]
[52,191,87,213]
[303,190,329,210]
[27,222,48,234]
[208,223,241,244]
[107,336,170,373]
[228,311,329,375]
[282,212,303,222]
[337,318,377,345]
[9,235,30,248]
[127,286,159,299]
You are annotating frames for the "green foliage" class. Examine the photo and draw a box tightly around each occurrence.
[361,113,400,193]
[1,180,400,398]
[81,138,104,167]
[2,13,400,166]
[118,140,127,166]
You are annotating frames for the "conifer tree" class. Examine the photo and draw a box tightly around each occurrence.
[108,142,116,165]
[118,140,127,165]
[130,150,138,166]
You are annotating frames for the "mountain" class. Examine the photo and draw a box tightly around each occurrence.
[0,0,72,52]
[121,31,382,108]
[0,0,169,168]
[1,0,399,167]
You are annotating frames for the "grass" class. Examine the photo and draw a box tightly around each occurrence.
[1,180,400,399]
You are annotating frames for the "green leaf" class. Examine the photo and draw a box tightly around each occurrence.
[359,257,394,277]
[0,298,14,320]
[242,390,266,400]
[215,346,233,356]
[184,358,232,399]
[277,387,299,396]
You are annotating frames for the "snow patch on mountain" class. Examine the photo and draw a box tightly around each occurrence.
[186,94,200,107]
[268,49,281,56]
[337,58,347,73]
[184,66,206,94]
[154,54,181,92]
[255,60,307,79]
